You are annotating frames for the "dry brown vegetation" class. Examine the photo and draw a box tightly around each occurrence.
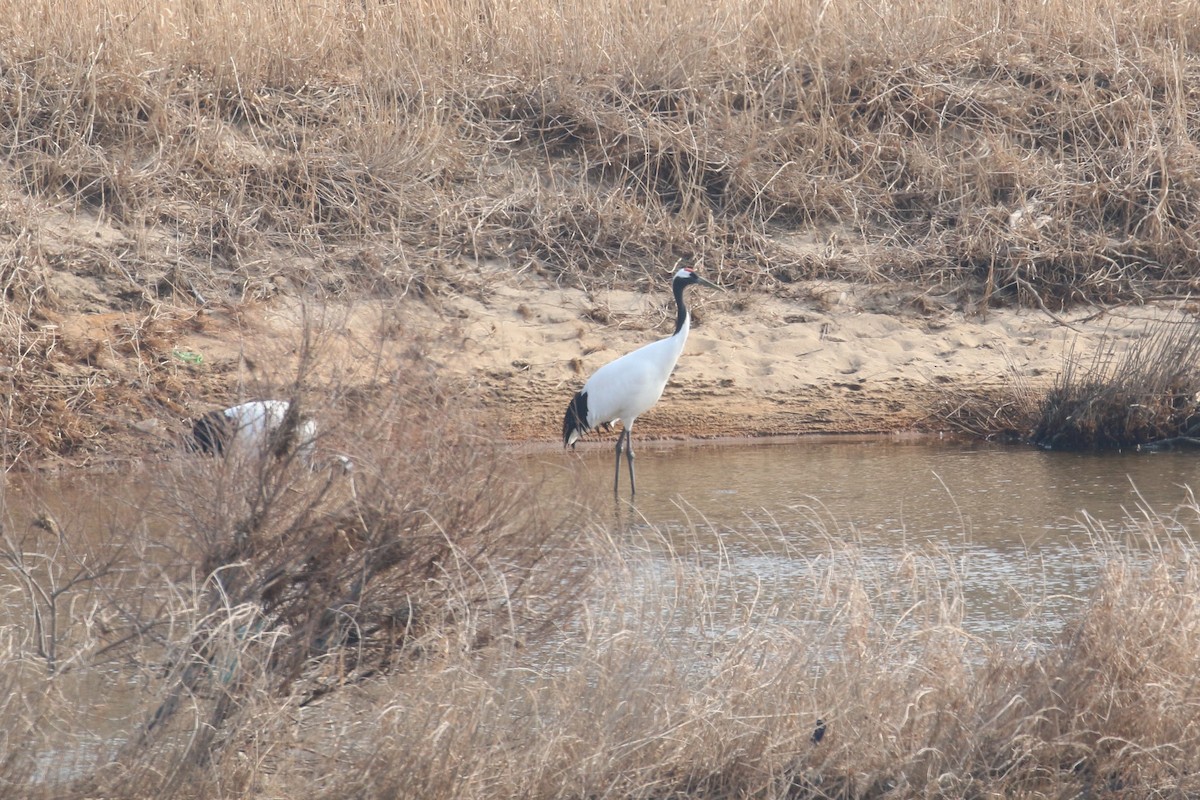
[8,436,1200,798]
[1032,318,1200,449]
[2,0,1200,463]
[6,1,1200,797]
[1,360,594,797]
[935,318,1200,448]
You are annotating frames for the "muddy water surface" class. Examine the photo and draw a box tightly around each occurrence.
[4,437,1200,779]
[529,436,1200,638]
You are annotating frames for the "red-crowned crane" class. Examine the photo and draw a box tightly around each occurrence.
[188,400,323,466]
[562,266,721,496]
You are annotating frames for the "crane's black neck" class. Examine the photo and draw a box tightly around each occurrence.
[672,277,691,335]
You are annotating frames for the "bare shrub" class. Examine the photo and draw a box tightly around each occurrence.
[209,503,1200,800]
[0,343,589,797]
[9,456,1200,797]
[1033,319,1200,450]
[103,367,589,795]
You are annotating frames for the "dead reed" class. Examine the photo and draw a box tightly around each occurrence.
[4,5,1200,791]
[3,0,1200,462]
[0,350,593,796]
[6,416,1200,798]
[1032,318,1200,450]
[233,502,1200,800]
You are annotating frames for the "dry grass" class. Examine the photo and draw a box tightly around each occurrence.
[5,5,1200,793]
[8,457,1200,798]
[1031,318,1200,449]
[3,0,1200,462]
[196,503,1200,799]
[1,0,1196,294]
[0,352,595,797]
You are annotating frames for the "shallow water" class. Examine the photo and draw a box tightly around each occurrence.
[528,436,1200,639]
[8,438,1200,647]
[4,437,1200,779]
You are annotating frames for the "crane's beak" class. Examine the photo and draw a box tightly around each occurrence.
[696,275,724,290]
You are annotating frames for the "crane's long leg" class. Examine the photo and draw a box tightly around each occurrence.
[613,429,625,495]
[625,428,636,496]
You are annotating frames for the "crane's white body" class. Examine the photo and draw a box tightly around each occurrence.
[565,316,689,445]
[224,401,317,462]
[190,400,317,464]
[562,267,720,495]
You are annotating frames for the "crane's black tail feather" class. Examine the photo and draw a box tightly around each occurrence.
[189,410,232,456]
[563,391,590,448]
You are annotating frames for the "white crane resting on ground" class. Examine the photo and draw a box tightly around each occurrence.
[188,400,351,472]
